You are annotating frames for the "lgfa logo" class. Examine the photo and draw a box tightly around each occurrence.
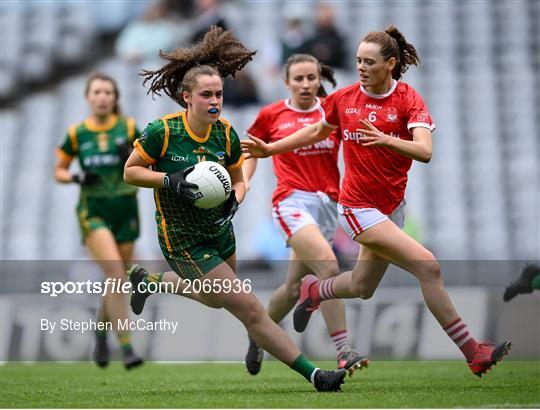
[278,122,294,130]
[171,155,188,162]
[345,107,361,115]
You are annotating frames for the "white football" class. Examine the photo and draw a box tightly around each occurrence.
[186,161,232,209]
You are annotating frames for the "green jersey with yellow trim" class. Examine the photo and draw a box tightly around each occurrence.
[134,111,244,257]
[57,115,140,198]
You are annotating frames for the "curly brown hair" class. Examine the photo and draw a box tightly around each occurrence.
[141,26,257,107]
[362,25,420,80]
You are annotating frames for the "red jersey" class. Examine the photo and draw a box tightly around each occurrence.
[248,98,341,205]
[320,80,435,214]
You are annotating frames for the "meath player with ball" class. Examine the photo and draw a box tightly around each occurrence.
[123,26,347,392]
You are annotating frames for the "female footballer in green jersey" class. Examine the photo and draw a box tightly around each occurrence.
[124,26,346,391]
[55,72,143,370]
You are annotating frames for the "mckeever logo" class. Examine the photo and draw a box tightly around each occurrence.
[365,103,382,110]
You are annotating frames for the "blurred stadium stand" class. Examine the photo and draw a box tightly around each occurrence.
[1,1,538,286]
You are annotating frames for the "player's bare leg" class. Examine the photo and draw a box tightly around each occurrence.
[86,228,143,370]
[207,258,345,391]
[266,256,303,324]
[356,221,511,376]
[288,225,368,375]
[91,242,135,368]
[118,242,135,265]
[294,220,511,376]
[128,267,222,314]
[356,221,459,325]
[250,225,365,376]
[289,226,346,332]
[332,245,389,300]
[246,254,303,375]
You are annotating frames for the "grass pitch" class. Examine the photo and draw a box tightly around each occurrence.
[1,360,539,408]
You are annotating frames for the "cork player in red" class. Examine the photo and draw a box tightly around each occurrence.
[242,25,511,377]
[243,54,367,377]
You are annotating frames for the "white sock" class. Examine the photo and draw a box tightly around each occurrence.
[310,368,320,384]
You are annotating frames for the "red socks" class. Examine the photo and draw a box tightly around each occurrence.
[311,277,337,304]
[444,317,478,362]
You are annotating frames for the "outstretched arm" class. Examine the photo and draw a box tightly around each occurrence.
[241,121,334,158]
[359,119,432,163]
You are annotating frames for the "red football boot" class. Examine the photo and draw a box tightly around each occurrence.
[468,340,512,377]
[293,274,320,332]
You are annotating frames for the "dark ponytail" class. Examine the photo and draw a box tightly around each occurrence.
[385,25,419,79]
[362,25,420,80]
[318,63,337,97]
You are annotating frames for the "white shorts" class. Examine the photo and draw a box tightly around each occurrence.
[337,200,406,240]
[272,190,338,244]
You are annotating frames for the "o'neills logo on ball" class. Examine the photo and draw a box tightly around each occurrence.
[209,165,231,195]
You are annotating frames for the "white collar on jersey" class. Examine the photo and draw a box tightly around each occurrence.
[284,96,321,113]
[360,79,398,99]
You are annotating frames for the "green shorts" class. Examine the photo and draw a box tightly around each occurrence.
[165,224,236,281]
[77,195,139,243]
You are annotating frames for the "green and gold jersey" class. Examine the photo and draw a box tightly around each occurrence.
[57,115,140,198]
[134,111,244,256]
